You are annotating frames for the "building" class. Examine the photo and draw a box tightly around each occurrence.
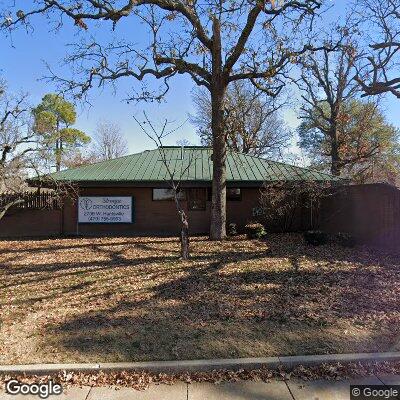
[44,146,337,236]
[2,147,399,247]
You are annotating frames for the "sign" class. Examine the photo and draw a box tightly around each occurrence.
[78,196,133,223]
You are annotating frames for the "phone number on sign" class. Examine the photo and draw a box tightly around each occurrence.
[87,216,124,222]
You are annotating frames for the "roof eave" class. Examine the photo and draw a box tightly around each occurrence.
[32,178,341,189]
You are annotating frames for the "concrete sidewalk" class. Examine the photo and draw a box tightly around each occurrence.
[1,374,399,400]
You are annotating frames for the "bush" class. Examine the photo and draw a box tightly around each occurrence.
[336,232,356,247]
[303,230,329,246]
[245,222,266,239]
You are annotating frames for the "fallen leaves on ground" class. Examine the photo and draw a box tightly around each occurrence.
[0,234,399,363]
[1,361,400,391]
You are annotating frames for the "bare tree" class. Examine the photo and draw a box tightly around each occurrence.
[0,78,73,220]
[297,37,400,180]
[93,120,128,160]
[2,0,330,240]
[134,112,195,259]
[354,0,400,98]
[297,41,363,176]
[0,79,36,217]
[62,148,99,168]
[190,81,290,158]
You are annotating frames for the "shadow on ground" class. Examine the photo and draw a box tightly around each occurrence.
[1,234,400,363]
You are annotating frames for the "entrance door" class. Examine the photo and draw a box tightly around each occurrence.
[187,188,206,211]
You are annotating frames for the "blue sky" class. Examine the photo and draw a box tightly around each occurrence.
[1,12,197,152]
[1,0,399,160]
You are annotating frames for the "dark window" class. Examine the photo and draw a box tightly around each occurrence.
[227,188,241,201]
[152,188,185,201]
[188,188,206,210]
[207,188,242,201]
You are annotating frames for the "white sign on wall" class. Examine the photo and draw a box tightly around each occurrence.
[78,196,133,223]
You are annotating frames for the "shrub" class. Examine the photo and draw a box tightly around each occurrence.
[245,222,266,239]
[303,230,329,246]
[228,222,238,236]
[336,232,356,247]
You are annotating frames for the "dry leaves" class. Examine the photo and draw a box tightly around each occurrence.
[0,234,399,364]
[1,361,400,391]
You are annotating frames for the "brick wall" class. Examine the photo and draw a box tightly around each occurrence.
[0,209,62,238]
[319,183,400,249]
[62,186,262,236]
[3,183,398,249]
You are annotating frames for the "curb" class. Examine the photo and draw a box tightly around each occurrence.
[1,352,400,375]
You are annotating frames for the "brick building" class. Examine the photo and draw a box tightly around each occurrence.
[42,146,336,236]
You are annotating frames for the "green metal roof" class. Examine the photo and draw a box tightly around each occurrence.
[46,146,338,184]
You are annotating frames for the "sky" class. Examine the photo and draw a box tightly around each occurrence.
[1,0,399,161]
[1,10,198,152]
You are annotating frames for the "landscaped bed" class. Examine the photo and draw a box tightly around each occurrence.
[0,234,399,364]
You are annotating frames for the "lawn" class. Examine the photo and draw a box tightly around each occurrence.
[0,234,399,364]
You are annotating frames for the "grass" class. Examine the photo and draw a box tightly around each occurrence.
[0,234,399,364]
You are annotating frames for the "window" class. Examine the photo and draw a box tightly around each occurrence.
[228,188,241,201]
[188,188,206,211]
[152,188,185,201]
[207,188,242,201]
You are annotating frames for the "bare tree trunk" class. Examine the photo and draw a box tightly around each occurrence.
[210,95,227,240]
[330,126,341,176]
[180,215,190,259]
[56,139,61,172]
[55,120,62,172]
[210,17,227,240]
[175,196,190,259]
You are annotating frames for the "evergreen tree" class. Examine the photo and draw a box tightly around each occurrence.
[33,94,90,171]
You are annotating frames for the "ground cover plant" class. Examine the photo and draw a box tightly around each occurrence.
[0,234,399,364]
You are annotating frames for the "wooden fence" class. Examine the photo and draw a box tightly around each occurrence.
[0,192,62,210]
